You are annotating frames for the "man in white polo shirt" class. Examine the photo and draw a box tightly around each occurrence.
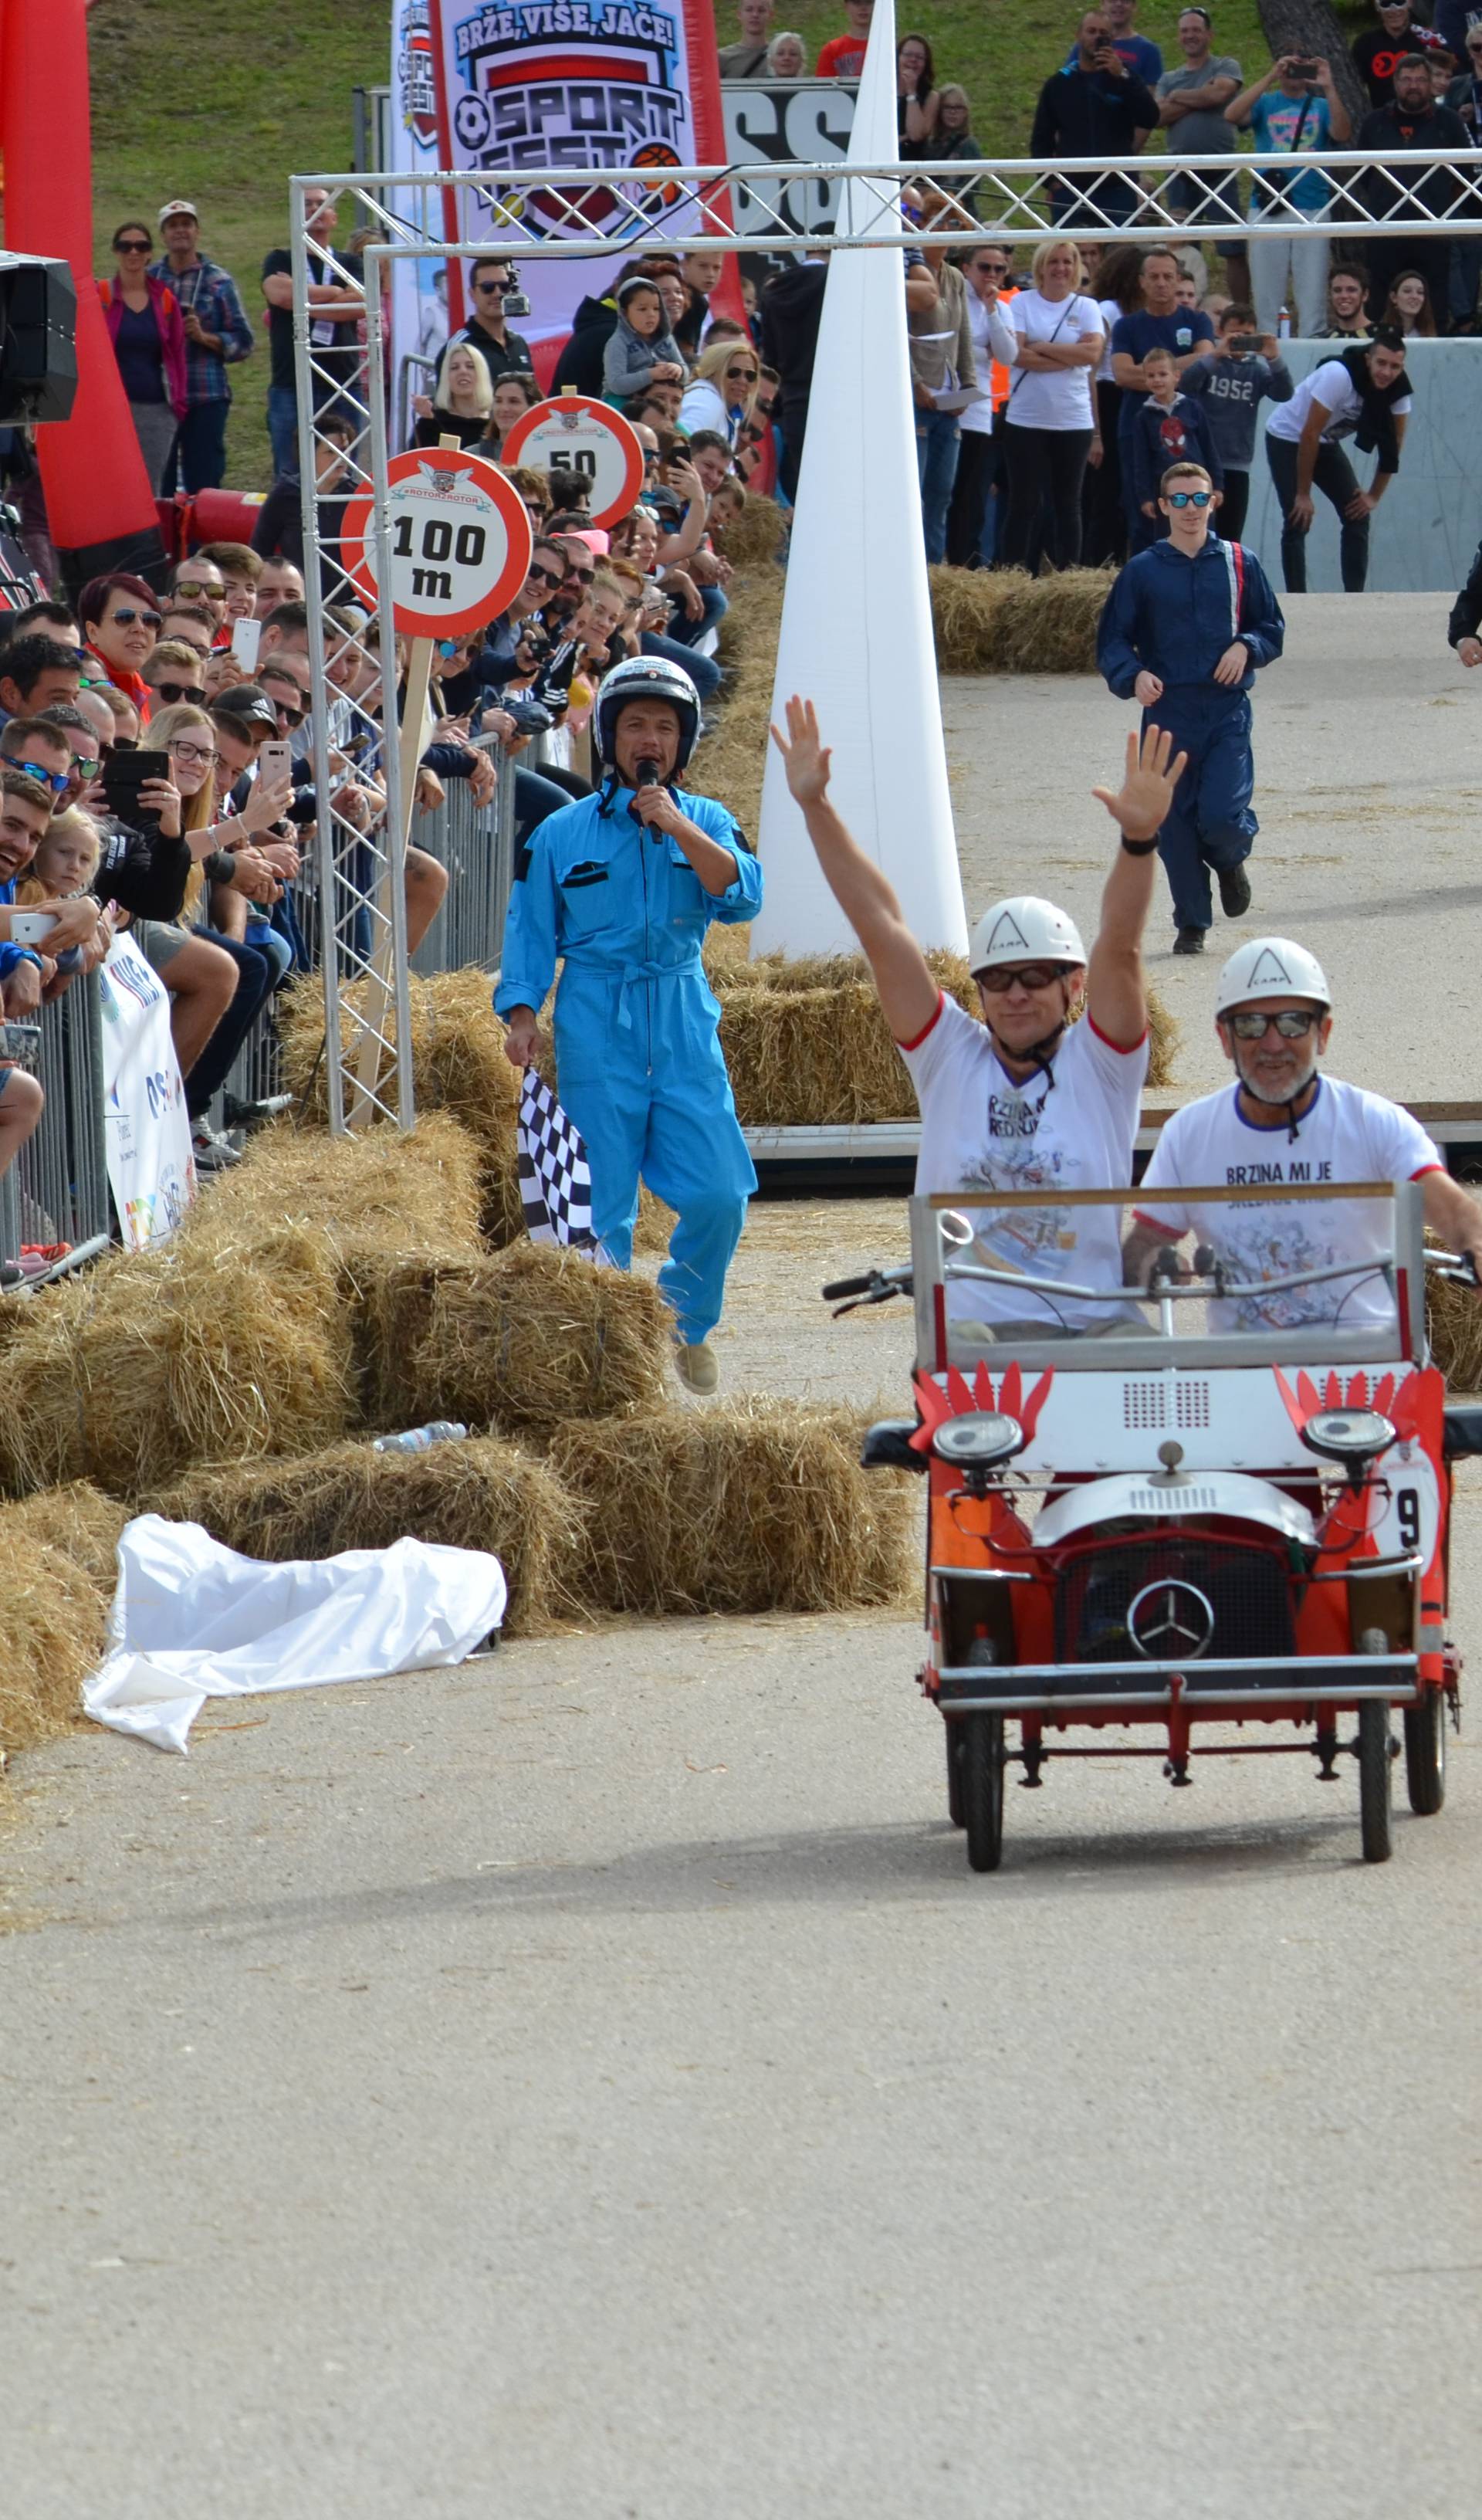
[1126,934,1482,1328]
[770,702,1187,1339]
[1264,327,1411,594]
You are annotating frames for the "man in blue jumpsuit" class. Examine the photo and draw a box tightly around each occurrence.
[1096,456,1284,956]
[495,656,763,1393]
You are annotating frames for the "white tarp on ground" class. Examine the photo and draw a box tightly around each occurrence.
[84,1516,508,1754]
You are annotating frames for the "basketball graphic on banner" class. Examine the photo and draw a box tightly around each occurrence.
[341,449,533,638]
[498,395,645,531]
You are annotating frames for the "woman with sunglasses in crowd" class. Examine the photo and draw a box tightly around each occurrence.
[678,337,760,447]
[98,223,190,492]
[76,573,165,715]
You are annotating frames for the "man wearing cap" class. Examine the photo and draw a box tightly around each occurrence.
[771,700,1186,1343]
[1125,935,1482,1321]
[495,656,763,1394]
[149,202,255,495]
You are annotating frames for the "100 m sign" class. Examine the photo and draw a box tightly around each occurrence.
[342,449,535,639]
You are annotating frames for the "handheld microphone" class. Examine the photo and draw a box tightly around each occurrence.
[635,756,663,837]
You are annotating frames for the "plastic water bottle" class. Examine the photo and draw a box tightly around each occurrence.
[371,1421,469,1455]
[1277,308,1292,340]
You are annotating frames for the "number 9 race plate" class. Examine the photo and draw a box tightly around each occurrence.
[498,395,645,530]
[341,449,535,639]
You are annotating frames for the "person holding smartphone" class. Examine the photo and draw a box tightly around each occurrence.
[1179,302,1293,540]
[1031,12,1161,230]
[1223,53,1350,339]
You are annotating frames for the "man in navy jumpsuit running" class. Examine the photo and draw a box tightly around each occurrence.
[495,657,763,1393]
[1096,456,1284,955]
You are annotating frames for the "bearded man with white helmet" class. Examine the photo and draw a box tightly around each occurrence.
[771,700,1187,1336]
[1127,934,1482,1320]
[496,656,763,1392]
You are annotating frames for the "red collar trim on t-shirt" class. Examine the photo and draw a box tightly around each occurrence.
[895,991,944,1053]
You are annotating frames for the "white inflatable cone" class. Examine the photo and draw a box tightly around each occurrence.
[749,0,968,960]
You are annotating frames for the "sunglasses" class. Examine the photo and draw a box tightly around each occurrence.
[2,757,69,794]
[271,701,306,727]
[153,679,208,704]
[102,737,138,757]
[1227,1009,1321,1042]
[69,753,101,777]
[725,364,759,381]
[117,239,151,254]
[1166,489,1213,509]
[564,564,594,585]
[524,563,563,588]
[109,606,164,630]
[980,964,1069,994]
[173,580,220,602]
[475,278,512,294]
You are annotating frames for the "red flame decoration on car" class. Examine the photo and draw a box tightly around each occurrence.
[1272,1366,1422,1440]
[909,1360,1054,1453]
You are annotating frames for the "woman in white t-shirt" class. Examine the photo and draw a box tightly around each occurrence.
[994,238,1104,574]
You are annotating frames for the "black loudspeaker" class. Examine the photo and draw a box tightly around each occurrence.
[0,252,79,425]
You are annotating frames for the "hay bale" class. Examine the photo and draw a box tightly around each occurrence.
[710,491,786,567]
[0,1236,354,1501]
[279,967,519,1145]
[344,1240,672,1435]
[0,1541,109,1756]
[929,564,1111,676]
[153,1435,584,1638]
[547,1401,918,1616]
[180,1111,486,1262]
[690,565,784,836]
[1,1482,130,1590]
[712,946,1173,1119]
[1426,1241,1482,1390]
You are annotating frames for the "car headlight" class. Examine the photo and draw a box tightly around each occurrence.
[932,1410,1025,1468]
[1298,1407,1396,1468]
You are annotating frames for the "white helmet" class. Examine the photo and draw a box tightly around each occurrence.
[969,896,1086,977]
[1215,936,1330,1019]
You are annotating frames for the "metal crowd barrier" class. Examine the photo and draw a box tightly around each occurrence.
[410,745,519,979]
[0,974,111,1279]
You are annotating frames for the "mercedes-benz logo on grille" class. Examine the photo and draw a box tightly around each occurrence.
[1127,1579,1216,1660]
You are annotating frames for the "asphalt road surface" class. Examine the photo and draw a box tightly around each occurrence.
[4,594,1481,2517]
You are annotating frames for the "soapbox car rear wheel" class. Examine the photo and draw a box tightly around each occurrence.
[961,1712,1005,1873]
[1402,1686,1446,1817]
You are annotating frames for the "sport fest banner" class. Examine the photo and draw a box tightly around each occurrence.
[97,934,196,1250]
[389,0,736,387]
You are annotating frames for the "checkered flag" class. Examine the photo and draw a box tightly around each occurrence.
[517,1067,608,1260]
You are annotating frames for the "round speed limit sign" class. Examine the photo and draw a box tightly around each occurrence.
[341,449,533,639]
[498,394,645,530]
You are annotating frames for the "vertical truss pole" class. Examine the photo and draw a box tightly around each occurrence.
[347,246,416,1131]
[291,176,348,1132]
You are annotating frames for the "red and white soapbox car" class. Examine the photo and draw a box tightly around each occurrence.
[832,1181,1473,1872]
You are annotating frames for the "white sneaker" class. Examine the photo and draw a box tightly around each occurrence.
[673,1339,719,1394]
[191,1117,242,1171]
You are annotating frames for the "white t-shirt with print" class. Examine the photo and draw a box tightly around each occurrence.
[1266,358,1413,448]
[1136,1075,1442,1330]
[898,994,1149,1330]
[1005,290,1103,432]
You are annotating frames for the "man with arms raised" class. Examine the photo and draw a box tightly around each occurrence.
[770,703,1185,1339]
[1125,937,1482,1324]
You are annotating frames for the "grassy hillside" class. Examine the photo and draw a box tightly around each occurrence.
[88,0,386,488]
[85,1,1372,490]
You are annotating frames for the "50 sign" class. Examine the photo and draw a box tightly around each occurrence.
[342,450,534,638]
[499,394,645,530]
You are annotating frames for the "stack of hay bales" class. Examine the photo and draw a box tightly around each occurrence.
[929,564,1112,676]
[0,1484,133,1760]
[709,490,787,569]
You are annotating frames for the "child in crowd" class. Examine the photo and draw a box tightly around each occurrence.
[1180,304,1294,542]
[15,806,106,989]
[708,479,747,538]
[601,277,687,408]
[1128,347,1223,550]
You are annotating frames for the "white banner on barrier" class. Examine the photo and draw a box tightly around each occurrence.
[97,933,195,1249]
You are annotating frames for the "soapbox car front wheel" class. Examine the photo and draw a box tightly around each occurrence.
[1357,1631,1394,1865]
[945,1638,1001,1833]
[1402,1686,1446,1817]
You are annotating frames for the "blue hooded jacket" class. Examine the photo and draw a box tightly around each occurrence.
[1097,533,1285,702]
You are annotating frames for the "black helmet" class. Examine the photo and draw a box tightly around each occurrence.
[592,655,702,773]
